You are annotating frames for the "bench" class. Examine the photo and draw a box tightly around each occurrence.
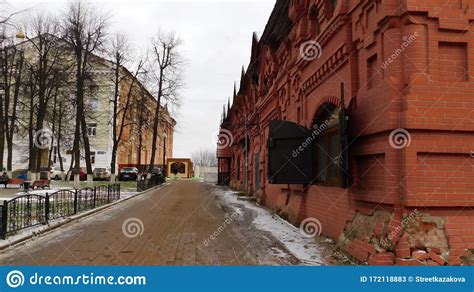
[1,178,24,189]
[31,180,50,190]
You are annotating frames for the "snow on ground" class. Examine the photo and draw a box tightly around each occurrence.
[218,189,329,265]
[0,183,163,249]
[8,189,137,199]
[120,191,138,199]
[0,218,69,247]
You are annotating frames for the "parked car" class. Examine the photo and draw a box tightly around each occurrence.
[119,167,139,181]
[93,167,111,181]
[68,167,87,181]
[50,166,66,180]
[151,167,166,184]
[151,167,163,177]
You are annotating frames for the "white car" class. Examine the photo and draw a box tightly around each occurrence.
[93,167,112,181]
[50,166,66,180]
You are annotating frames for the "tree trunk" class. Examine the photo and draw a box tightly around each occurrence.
[6,51,23,172]
[34,49,49,177]
[27,76,37,180]
[0,50,7,171]
[148,70,164,175]
[57,101,64,176]
[0,92,4,172]
[77,75,93,184]
[0,101,4,171]
[48,89,58,169]
[73,117,81,188]
[110,60,120,176]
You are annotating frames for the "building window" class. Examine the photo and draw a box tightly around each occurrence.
[90,152,96,164]
[367,54,377,89]
[90,96,99,111]
[313,103,343,187]
[87,123,97,137]
[309,5,321,36]
[324,0,337,19]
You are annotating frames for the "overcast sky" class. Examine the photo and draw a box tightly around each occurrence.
[9,0,275,158]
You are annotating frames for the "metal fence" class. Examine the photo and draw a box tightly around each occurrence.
[0,184,121,239]
[137,175,166,192]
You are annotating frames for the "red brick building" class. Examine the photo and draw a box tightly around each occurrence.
[217,0,474,265]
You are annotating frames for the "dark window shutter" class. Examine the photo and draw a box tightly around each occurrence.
[267,120,315,184]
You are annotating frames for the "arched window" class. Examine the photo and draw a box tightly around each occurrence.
[313,103,343,187]
[309,5,321,36]
[324,0,338,19]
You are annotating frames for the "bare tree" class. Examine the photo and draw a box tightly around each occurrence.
[147,31,183,176]
[108,33,146,181]
[23,13,70,180]
[0,40,24,175]
[23,64,37,175]
[0,1,26,26]
[0,48,5,172]
[133,92,151,173]
[0,1,23,172]
[62,0,108,184]
[192,149,218,167]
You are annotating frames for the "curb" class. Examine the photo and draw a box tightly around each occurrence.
[0,183,168,251]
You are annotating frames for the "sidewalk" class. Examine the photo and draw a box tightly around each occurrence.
[0,180,352,266]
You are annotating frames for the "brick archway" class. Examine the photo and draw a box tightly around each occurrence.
[310,96,345,127]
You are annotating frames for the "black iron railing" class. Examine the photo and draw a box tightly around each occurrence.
[0,184,121,239]
[5,194,46,235]
[137,175,166,192]
[48,190,76,221]
[76,188,95,213]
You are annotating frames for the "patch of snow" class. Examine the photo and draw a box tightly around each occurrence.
[120,192,138,200]
[11,188,73,197]
[0,218,68,247]
[218,189,328,265]
[0,184,165,250]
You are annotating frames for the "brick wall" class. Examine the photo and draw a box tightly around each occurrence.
[221,0,474,265]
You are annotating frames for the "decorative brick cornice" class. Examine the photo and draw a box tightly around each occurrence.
[299,44,348,97]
